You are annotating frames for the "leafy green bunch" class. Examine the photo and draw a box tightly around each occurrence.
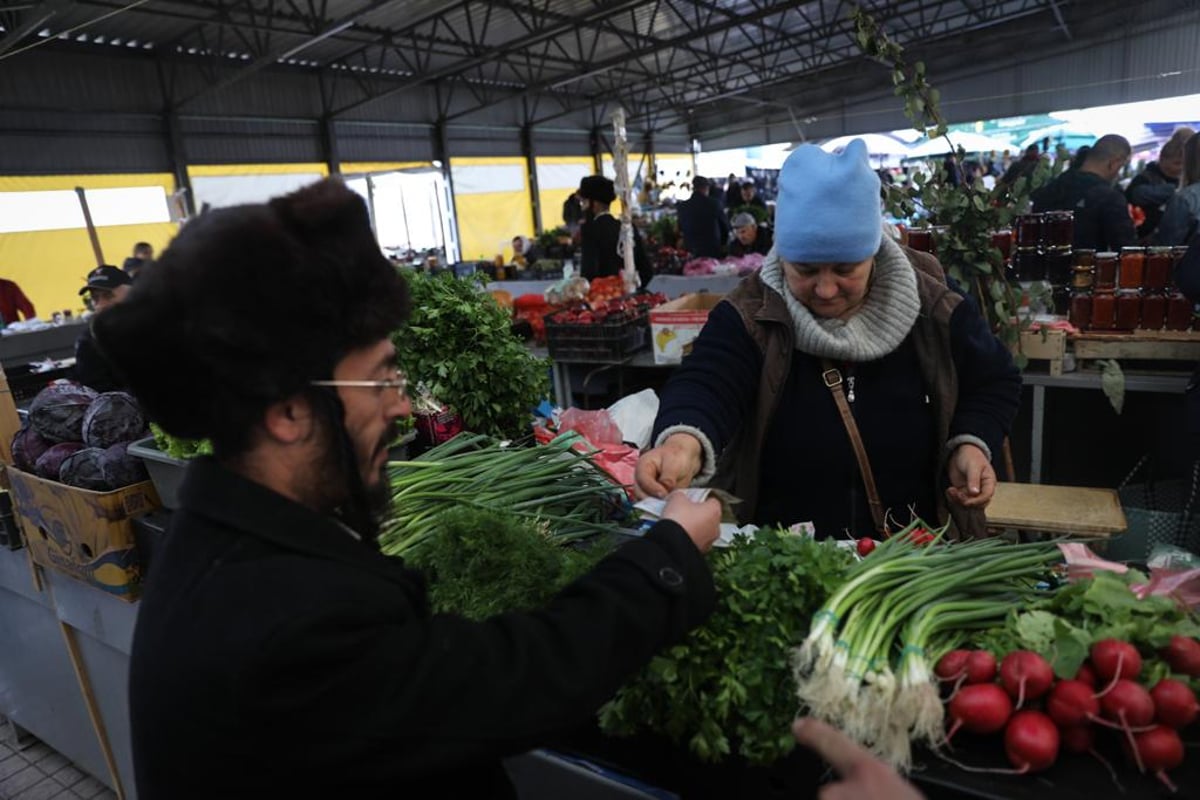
[974,569,1200,689]
[599,530,853,764]
[392,270,549,439]
[150,422,212,460]
[407,507,610,620]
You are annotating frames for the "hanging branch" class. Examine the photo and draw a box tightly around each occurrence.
[850,6,1055,367]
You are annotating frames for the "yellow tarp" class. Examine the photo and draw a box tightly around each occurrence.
[451,157,534,263]
[0,173,178,320]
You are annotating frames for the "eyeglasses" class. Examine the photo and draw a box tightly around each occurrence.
[311,370,408,399]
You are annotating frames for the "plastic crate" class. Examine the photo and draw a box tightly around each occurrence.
[544,311,649,362]
[127,436,188,510]
[6,364,75,406]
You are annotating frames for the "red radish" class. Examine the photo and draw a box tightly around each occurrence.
[1059,724,1094,754]
[1090,640,1142,694]
[935,650,970,682]
[1100,680,1156,727]
[1000,651,1055,708]
[1125,725,1184,792]
[1151,679,1200,729]
[1074,661,1098,688]
[946,683,1014,741]
[1047,680,1100,728]
[856,537,876,557]
[1161,635,1200,678]
[964,650,997,684]
[1004,710,1060,773]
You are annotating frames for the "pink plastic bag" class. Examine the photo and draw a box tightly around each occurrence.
[559,407,623,445]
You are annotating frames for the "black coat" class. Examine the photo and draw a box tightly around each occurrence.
[73,324,121,392]
[677,193,731,259]
[1031,169,1138,251]
[580,212,653,288]
[129,458,714,798]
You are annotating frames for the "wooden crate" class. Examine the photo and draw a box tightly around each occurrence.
[1071,329,1200,361]
[1015,329,1067,376]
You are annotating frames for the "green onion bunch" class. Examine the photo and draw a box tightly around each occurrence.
[379,431,630,557]
[793,522,1061,770]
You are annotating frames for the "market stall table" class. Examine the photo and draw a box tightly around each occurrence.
[488,273,744,303]
[0,321,85,369]
[1022,367,1190,484]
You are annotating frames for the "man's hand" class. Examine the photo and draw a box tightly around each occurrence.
[946,443,996,509]
[660,492,721,553]
[792,718,924,800]
[635,433,703,499]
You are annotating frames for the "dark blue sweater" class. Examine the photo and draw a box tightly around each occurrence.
[652,293,1020,537]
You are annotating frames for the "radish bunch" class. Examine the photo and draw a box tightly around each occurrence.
[936,639,1199,792]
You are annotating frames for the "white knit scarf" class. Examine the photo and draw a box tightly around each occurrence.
[759,233,920,361]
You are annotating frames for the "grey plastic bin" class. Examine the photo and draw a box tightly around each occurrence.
[127,436,189,510]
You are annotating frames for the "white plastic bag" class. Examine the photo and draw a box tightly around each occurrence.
[606,389,659,449]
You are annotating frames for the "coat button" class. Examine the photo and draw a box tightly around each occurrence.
[658,567,683,587]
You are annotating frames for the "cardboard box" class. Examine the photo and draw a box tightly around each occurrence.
[6,466,160,601]
[649,293,725,364]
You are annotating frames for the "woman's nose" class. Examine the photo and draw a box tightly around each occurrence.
[814,273,839,299]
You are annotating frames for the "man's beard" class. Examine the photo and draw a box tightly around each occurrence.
[305,419,399,543]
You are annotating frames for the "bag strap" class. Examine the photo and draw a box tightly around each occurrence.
[821,360,887,535]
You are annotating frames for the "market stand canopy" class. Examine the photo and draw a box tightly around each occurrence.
[0,0,1197,167]
[906,131,1016,159]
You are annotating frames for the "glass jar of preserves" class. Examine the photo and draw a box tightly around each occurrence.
[1015,213,1043,250]
[1013,249,1045,282]
[1140,292,1167,331]
[1043,211,1074,249]
[1171,246,1189,289]
[1073,249,1096,268]
[1166,293,1193,331]
[1071,265,1095,289]
[991,229,1013,262]
[1044,249,1073,284]
[1069,290,1092,330]
[1118,247,1145,289]
[1145,247,1173,291]
[906,228,933,253]
[1094,252,1118,290]
[1114,290,1141,331]
[1091,291,1117,330]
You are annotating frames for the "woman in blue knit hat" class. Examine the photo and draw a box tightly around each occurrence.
[636,139,1022,539]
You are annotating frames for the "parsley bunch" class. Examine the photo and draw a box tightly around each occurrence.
[598,530,852,764]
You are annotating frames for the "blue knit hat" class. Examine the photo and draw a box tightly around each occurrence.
[775,139,882,264]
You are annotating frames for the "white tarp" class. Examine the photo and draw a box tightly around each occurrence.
[191,172,324,210]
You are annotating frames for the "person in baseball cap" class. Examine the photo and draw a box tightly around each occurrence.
[73,265,133,390]
[79,265,133,314]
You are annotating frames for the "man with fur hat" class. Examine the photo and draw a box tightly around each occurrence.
[577,174,652,287]
[676,175,730,258]
[638,139,1021,542]
[96,178,723,797]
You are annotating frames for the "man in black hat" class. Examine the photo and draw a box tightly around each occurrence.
[577,174,653,288]
[676,176,730,258]
[73,265,132,390]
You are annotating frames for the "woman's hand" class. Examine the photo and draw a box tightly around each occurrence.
[946,443,996,508]
[635,433,703,498]
[792,718,925,800]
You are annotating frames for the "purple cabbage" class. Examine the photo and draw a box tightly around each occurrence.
[29,382,99,444]
[11,425,51,473]
[34,442,85,480]
[99,442,148,489]
[82,392,147,449]
[59,447,108,491]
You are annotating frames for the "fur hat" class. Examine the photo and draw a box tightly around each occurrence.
[774,139,882,264]
[93,179,409,454]
[578,175,616,204]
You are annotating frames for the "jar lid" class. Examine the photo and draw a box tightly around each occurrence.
[1095,251,1118,259]
[1120,246,1145,253]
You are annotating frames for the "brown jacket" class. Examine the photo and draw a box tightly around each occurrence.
[715,248,988,539]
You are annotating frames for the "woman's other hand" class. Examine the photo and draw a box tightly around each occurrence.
[946,443,996,508]
[635,433,702,498]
